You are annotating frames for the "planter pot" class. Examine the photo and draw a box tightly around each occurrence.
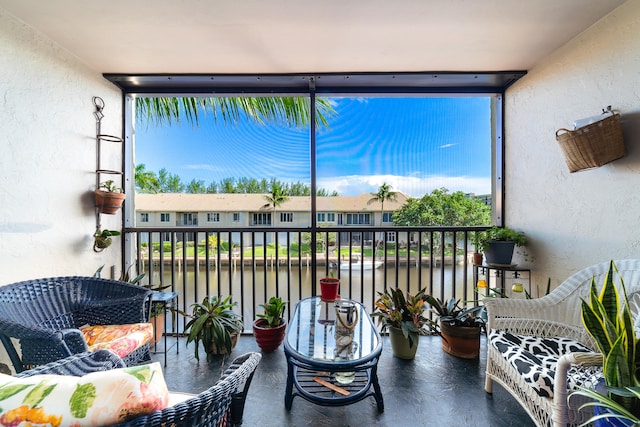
[152,313,165,345]
[93,236,113,249]
[95,190,126,214]
[484,241,516,266]
[206,331,240,356]
[440,322,481,359]
[388,326,419,360]
[473,252,484,265]
[592,381,637,427]
[253,318,287,353]
[320,278,340,301]
[593,405,635,427]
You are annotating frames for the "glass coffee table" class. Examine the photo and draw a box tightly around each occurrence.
[284,297,384,412]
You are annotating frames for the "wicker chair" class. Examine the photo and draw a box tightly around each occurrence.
[16,351,262,427]
[0,276,153,373]
[483,259,640,427]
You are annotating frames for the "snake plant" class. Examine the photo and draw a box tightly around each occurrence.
[574,260,640,423]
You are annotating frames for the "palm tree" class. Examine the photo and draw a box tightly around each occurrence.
[136,97,335,128]
[134,164,160,193]
[263,181,290,227]
[368,183,398,256]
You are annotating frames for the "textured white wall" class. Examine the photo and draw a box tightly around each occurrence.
[0,10,123,283]
[504,0,640,292]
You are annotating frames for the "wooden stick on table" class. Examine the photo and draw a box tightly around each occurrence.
[313,376,350,396]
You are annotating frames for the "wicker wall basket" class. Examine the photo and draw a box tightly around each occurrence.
[555,112,625,173]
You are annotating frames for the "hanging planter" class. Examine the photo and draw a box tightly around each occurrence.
[93,229,121,252]
[95,180,125,214]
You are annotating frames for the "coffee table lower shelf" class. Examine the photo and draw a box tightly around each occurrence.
[284,359,384,412]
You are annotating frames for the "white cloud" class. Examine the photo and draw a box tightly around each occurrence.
[182,164,220,171]
[318,174,491,198]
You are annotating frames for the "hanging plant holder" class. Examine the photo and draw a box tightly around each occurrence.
[93,229,121,252]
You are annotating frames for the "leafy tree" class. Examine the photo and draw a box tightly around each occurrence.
[317,188,339,196]
[157,168,185,193]
[135,164,160,193]
[393,188,491,226]
[206,182,219,193]
[220,178,236,194]
[186,179,207,194]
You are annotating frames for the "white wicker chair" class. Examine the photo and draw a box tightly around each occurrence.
[483,259,640,427]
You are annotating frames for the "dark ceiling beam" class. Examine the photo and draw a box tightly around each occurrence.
[104,71,526,94]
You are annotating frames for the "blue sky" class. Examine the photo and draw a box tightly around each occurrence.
[135,96,492,198]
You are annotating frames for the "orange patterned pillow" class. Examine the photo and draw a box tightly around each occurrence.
[80,323,153,358]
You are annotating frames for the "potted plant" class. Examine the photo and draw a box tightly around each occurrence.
[253,296,287,353]
[93,228,121,252]
[425,296,487,359]
[470,230,488,265]
[95,180,126,214]
[319,271,340,301]
[570,261,640,425]
[183,295,244,362]
[371,287,437,360]
[480,226,528,266]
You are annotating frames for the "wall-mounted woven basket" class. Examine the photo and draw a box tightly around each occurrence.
[555,112,625,173]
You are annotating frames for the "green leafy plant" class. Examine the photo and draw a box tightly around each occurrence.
[183,295,244,361]
[570,260,640,423]
[256,296,287,328]
[476,226,532,262]
[371,287,437,348]
[93,229,121,250]
[471,230,489,253]
[94,265,170,317]
[98,180,123,193]
[484,226,527,247]
[424,296,487,328]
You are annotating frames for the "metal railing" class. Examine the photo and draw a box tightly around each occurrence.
[124,225,489,332]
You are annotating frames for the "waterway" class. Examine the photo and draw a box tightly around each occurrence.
[146,263,481,331]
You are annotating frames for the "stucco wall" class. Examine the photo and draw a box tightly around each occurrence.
[504,0,640,292]
[0,10,123,283]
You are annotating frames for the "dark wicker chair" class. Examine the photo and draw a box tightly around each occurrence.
[16,351,263,427]
[14,349,126,377]
[0,276,153,373]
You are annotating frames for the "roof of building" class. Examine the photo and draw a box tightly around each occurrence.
[135,192,410,213]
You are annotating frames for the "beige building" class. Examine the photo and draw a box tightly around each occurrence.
[135,192,410,228]
[135,192,410,246]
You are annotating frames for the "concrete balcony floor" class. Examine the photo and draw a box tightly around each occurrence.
[151,334,535,427]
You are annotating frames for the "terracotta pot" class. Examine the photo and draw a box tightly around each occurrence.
[152,313,165,345]
[388,326,419,360]
[440,322,481,359]
[95,190,126,214]
[319,278,340,301]
[473,252,484,265]
[206,331,240,355]
[253,318,287,353]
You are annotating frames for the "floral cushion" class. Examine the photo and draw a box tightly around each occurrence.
[0,362,169,426]
[80,323,153,358]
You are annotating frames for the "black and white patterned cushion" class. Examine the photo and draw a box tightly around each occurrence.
[489,330,602,398]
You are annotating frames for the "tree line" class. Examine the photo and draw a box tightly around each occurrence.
[134,164,338,196]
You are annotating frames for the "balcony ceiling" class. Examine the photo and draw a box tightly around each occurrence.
[0,0,625,76]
